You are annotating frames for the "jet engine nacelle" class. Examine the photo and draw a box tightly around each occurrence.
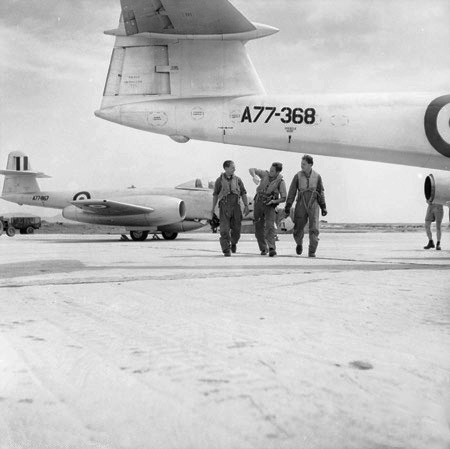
[63,196,186,227]
[424,173,450,205]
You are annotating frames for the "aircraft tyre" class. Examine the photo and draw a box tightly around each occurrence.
[162,231,178,240]
[6,227,16,237]
[130,230,149,241]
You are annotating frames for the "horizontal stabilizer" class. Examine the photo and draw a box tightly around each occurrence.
[120,0,255,36]
[0,170,51,178]
[70,199,154,216]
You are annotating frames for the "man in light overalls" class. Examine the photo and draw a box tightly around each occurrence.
[285,155,327,257]
[211,160,249,256]
[249,163,287,257]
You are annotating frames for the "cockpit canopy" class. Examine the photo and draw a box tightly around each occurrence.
[175,178,215,191]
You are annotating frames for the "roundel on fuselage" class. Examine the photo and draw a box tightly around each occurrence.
[424,94,450,158]
[73,191,91,201]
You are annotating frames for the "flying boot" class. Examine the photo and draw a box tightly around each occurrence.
[424,239,435,249]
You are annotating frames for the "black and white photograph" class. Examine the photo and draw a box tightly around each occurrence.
[1,0,449,447]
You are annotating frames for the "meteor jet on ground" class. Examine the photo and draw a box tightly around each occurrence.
[95,0,450,206]
[0,151,217,241]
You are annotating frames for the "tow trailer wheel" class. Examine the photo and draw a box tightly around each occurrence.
[25,226,35,234]
[162,231,178,240]
[130,230,149,241]
[6,226,16,237]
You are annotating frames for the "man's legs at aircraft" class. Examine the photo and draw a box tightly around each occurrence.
[436,222,442,250]
[436,208,443,250]
[293,203,308,255]
[230,203,242,253]
[254,201,267,253]
[308,205,321,257]
[264,206,277,255]
[436,218,442,242]
[424,205,444,249]
[425,220,433,241]
[219,206,232,254]
[424,220,435,249]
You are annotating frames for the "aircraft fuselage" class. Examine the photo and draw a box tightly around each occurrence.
[96,93,450,171]
[1,187,213,227]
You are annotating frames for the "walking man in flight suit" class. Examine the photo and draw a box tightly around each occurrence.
[249,162,286,257]
[284,155,327,257]
[212,160,249,256]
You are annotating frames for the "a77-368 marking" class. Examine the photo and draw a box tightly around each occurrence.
[241,106,316,125]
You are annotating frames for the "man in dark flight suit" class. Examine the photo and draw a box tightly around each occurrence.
[212,160,249,256]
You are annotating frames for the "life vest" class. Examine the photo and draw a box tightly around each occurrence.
[297,170,320,209]
[217,173,242,204]
[256,172,283,202]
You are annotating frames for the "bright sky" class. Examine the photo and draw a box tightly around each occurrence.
[1,0,449,222]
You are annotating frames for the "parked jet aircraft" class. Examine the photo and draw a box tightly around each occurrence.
[94,0,450,206]
[0,151,218,241]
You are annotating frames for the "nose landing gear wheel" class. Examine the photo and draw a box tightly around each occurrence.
[161,231,178,240]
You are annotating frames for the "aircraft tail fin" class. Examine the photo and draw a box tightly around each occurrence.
[0,151,51,196]
[98,4,278,109]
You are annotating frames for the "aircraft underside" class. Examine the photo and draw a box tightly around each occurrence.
[96,93,450,171]
[94,0,450,206]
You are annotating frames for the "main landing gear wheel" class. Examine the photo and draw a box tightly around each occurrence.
[6,227,16,237]
[130,230,149,241]
[161,231,178,240]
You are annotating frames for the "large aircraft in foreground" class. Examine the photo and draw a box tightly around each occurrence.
[95,0,450,206]
[0,151,218,241]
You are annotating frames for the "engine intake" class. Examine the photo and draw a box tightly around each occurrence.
[424,173,450,205]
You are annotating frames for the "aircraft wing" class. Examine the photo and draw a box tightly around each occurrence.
[70,199,154,216]
[120,0,255,35]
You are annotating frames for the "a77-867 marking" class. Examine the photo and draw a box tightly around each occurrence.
[241,106,317,125]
